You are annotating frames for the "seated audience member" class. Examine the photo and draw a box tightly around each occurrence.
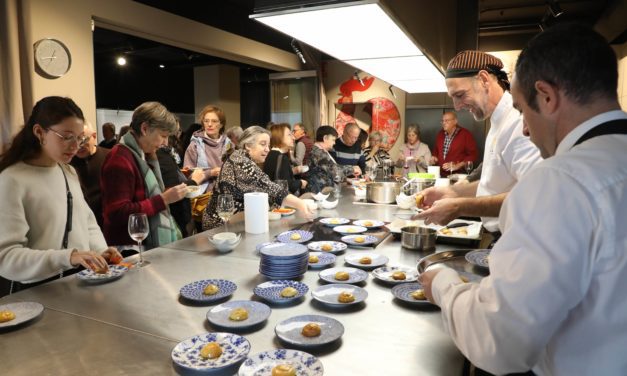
[225,126,243,147]
[430,112,478,176]
[306,126,358,193]
[98,122,117,149]
[0,96,120,295]
[395,124,431,174]
[118,125,131,139]
[363,131,391,167]
[330,122,364,176]
[202,126,314,230]
[101,102,186,248]
[420,23,627,376]
[263,123,307,194]
[180,123,201,154]
[292,122,313,166]
[70,121,110,228]
[184,105,230,193]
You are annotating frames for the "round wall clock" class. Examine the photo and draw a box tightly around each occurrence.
[34,38,72,78]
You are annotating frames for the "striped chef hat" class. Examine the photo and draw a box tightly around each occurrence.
[445,50,504,78]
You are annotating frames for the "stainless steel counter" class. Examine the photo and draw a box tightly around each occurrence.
[1,187,469,375]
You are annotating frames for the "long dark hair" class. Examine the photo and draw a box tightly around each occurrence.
[0,96,84,173]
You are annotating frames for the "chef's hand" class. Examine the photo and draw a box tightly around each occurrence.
[418,269,442,304]
[413,198,460,225]
[416,186,457,208]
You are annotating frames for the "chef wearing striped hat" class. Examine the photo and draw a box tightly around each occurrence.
[415,50,542,236]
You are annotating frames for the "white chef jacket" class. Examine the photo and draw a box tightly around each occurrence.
[432,110,627,375]
[476,91,542,231]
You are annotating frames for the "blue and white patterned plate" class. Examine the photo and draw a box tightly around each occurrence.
[319,217,350,227]
[0,302,44,328]
[180,279,238,303]
[332,225,367,234]
[311,284,368,306]
[307,252,336,268]
[307,241,347,254]
[352,219,385,229]
[344,252,389,269]
[207,300,271,329]
[465,249,490,269]
[76,265,128,283]
[391,282,433,305]
[277,230,314,244]
[253,280,309,304]
[318,267,368,284]
[171,332,251,371]
[238,349,323,376]
[255,242,281,254]
[260,243,309,258]
[341,235,378,246]
[275,314,344,347]
[371,266,419,284]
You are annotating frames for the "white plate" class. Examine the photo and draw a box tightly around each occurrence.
[311,284,368,306]
[352,219,385,229]
[207,300,271,329]
[425,220,483,239]
[253,280,308,304]
[179,279,238,303]
[171,332,251,371]
[275,314,344,347]
[318,267,368,284]
[238,349,323,376]
[0,302,44,328]
[341,235,378,246]
[391,282,433,306]
[371,265,419,284]
[185,185,203,199]
[332,225,367,234]
[307,252,336,268]
[272,208,296,216]
[76,265,128,283]
[319,217,350,227]
[344,252,389,269]
[307,241,347,254]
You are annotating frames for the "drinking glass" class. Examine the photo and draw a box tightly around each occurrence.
[465,161,474,175]
[366,164,377,181]
[128,213,149,267]
[449,161,456,176]
[217,194,235,232]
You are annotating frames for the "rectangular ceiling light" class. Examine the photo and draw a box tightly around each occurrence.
[251,0,446,93]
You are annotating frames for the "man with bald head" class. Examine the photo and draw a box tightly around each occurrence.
[330,122,364,177]
[70,122,110,228]
[430,111,478,176]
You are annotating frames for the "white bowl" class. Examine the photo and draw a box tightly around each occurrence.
[312,192,330,202]
[396,193,415,209]
[268,211,281,221]
[319,199,339,209]
[354,187,367,199]
[302,198,318,210]
[208,232,241,253]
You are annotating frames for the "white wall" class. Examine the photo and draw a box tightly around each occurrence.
[95,108,194,142]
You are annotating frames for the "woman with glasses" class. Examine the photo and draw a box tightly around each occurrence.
[0,96,121,295]
[183,105,231,193]
[363,131,391,167]
[395,123,432,174]
[263,123,307,195]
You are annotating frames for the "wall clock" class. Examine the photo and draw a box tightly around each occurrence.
[34,38,72,78]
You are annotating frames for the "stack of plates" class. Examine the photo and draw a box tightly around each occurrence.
[259,242,309,280]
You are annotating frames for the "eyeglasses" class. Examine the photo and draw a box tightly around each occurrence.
[47,128,88,147]
[203,119,221,125]
[441,119,455,124]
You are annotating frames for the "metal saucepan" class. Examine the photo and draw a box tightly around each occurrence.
[366,181,402,204]
[401,226,436,251]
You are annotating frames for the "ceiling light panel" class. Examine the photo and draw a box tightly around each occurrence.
[347,56,442,81]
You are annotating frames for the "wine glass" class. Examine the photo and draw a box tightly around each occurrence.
[217,194,235,232]
[449,161,456,176]
[128,213,149,267]
[465,161,474,175]
[366,164,377,181]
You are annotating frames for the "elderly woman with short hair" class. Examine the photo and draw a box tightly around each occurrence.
[362,131,391,167]
[101,102,187,248]
[395,123,431,174]
[202,126,314,230]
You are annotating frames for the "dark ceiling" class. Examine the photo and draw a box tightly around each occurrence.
[93,0,625,113]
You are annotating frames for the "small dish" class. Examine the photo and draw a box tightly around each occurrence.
[319,217,350,227]
[76,265,128,283]
[332,225,367,234]
[275,314,344,347]
[268,211,281,221]
[312,192,329,202]
[311,284,368,306]
[344,252,388,269]
[171,332,251,372]
[319,199,339,209]
[180,279,238,303]
[208,232,242,253]
[341,235,378,246]
[372,265,419,284]
[352,219,385,229]
[391,282,433,306]
[253,280,309,304]
[276,230,314,244]
[307,241,347,254]
[207,300,271,329]
[318,267,368,284]
[272,207,296,216]
[465,249,490,269]
[185,185,203,199]
[238,349,323,376]
[307,252,336,268]
[0,302,44,328]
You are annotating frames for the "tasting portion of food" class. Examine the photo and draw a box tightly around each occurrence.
[203,284,220,296]
[199,342,222,359]
[229,308,249,321]
[301,322,322,337]
[337,291,355,303]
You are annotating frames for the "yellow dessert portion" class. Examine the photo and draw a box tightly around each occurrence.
[280,286,298,298]
[460,275,469,283]
[337,291,355,303]
[228,308,249,321]
[347,228,356,233]
[309,254,319,263]
[359,256,372,265]
[202,284,220,295]
[392,271,406,280]
[272,364,296,376]
[334,271,350,281]
[363,221,374,227]
[320,243,333,252]
[354,236,365,243]
[329,218,339,224]
[290,233,302,241]
[411,289,426,300]
[199,342,222,359]
[301,322,321,337]
[0,310,16,323]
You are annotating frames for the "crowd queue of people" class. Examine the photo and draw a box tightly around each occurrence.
[0,23,626,375]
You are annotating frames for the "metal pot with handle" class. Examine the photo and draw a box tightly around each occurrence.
[366,181,402,204]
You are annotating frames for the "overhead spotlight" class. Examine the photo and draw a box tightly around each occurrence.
[547,0,563,17]
[290,39,306,64]
[354,71,365,87]
[159,64,165,69]
[388,85,397,99]
[116,56,127,66]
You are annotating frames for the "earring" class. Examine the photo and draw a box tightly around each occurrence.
[39,136,46,146]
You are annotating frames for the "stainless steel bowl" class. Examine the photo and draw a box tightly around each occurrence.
[366,181,401,204]
[401,226,436,251]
